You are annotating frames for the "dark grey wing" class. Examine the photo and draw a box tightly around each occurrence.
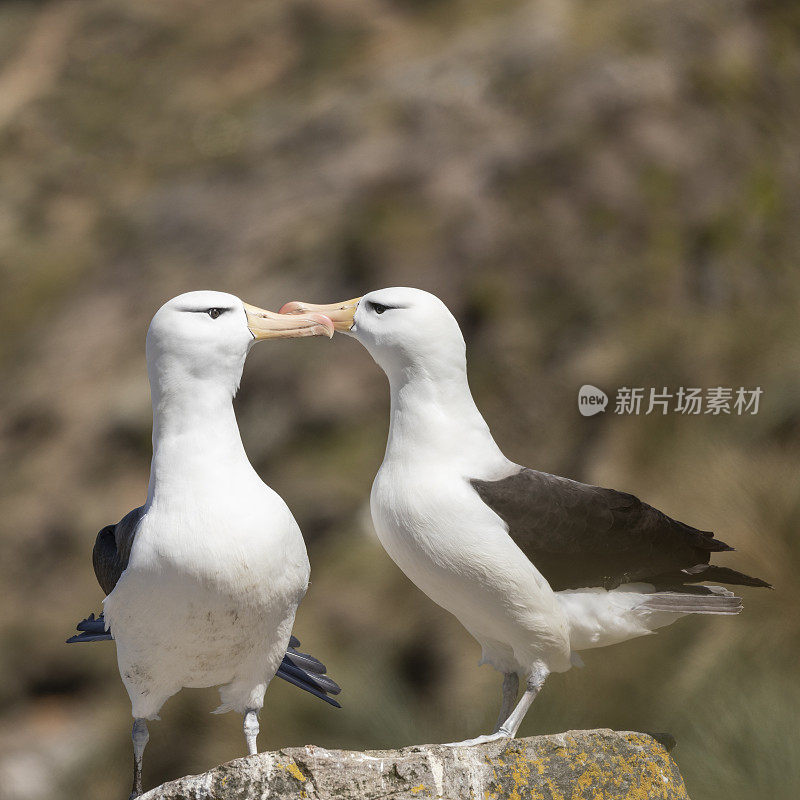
[66,507,145,643]
[275,636,342,708]
[471,468,770,591]
[91,507,144,595]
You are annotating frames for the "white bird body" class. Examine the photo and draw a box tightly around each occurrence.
[68,291,337,796]
[280,286,767,745]
[371,381,573,678]
[102,292,314,721]
[371,421,691,675]
[105,418,309,718]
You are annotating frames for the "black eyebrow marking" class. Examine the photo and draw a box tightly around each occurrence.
[178,307,233,314]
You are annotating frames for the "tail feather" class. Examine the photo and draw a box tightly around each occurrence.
[640,586,743,615]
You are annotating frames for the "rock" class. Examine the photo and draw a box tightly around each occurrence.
[141,729,690,799]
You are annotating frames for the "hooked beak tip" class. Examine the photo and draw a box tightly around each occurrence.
[244,301,335,340]
[310,313,335,338]
[278,297,361,332]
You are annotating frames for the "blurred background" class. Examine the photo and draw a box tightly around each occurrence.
[0,0,798,798]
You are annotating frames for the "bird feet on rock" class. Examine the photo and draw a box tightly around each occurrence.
[443,730,512,747]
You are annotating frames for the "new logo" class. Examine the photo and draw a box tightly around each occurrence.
[578,385,608,416]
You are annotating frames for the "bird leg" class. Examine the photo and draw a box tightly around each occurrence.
[129,718,149,799]
[497,665,548,737]
[243,708,260,755]
[445,664,548,747]
[492,672,519,733]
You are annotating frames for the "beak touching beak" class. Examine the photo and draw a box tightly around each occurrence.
[243,302,334,340]
[278,297,361,332]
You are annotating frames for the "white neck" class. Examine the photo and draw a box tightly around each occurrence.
[146,373,251,505]
[383,357,506,471]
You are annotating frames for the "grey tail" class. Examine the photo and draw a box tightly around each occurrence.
[66,617,341,708]
[640,586,743,615]
[66,612,112,643]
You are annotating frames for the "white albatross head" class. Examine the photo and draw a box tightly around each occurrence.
[279,287,466,383]
[147,290,334,400]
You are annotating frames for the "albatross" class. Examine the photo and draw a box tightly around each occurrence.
[66,291,340,797]
[280,287,770,745]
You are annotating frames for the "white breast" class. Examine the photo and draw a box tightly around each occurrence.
[104,479,309,714]
[370,460,573,675]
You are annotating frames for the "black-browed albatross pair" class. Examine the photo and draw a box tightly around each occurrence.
[282,287,770,746]
[67,292,341,799]
[70,286,770,797]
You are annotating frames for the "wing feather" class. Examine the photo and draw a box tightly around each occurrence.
[470,469,765,592]
[91,507,144,595]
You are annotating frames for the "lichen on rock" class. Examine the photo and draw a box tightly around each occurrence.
[141,729,690,799]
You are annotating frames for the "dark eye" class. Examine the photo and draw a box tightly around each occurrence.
[208,308,222,319]
[371,303,387,315]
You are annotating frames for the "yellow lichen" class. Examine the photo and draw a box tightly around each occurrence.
[482,733,687,800]
[277,760,307,783]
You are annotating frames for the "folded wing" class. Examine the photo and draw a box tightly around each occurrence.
[471,468,771,592]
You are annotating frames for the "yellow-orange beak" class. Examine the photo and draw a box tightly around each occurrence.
[278,297,362,332]
[243,302,334,340]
